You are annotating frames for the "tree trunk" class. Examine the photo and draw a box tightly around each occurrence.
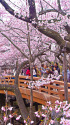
[29,62,33,121]
[0,94,5,108]
[15,61,29,119]
[69,53,70,67]
[14,84,28,119]
[63,48,68,101]
[26,21,34,121]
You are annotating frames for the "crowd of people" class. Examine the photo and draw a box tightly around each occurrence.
[2,62,70,82]
[21,62,62,80]
[21,62,70,82]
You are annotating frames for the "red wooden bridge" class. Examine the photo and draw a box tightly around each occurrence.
[0,75,70,105]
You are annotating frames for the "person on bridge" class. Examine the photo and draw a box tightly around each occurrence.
[26,66,31,76]
[54,62,60,74]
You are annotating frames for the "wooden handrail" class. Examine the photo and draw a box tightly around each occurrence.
[0,75,70,104]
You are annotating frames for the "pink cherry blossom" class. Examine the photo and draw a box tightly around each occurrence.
[42,114,46,117]
[8,107,13,111]
[47,101,51,105]
[49,107,52,111]
[31,121,34,124]
[42,105,46,110]
[56,108,60,113]
[35,111,38,115]
[55,100,60,104]
[9,114,13,118]
[16,115,21,120]
[60,117,70,125]
[1,106,5,111]
[50,120,55,124]
[24,120,26,123]
[36,114,40,118]
[3,116,8,121]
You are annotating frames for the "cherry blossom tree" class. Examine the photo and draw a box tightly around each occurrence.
[0,10,53,121]
[0,0,70,122]
[0,0,70,51]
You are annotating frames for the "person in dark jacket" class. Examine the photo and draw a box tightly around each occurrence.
[54,62,60,74]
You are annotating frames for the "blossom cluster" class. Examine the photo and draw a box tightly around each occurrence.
[1,106,21,124]
[27,76,54,89]
[34,100,70,125]
[23,116,34,125]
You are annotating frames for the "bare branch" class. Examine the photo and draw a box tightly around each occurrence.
[39,0,66,16]
[0,32,28,58]
[38,56,51,64]
[40,0,43,11]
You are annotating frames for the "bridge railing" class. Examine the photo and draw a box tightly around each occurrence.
[39,80,70,101]
[0,75,70,102]
[0,75,41,87]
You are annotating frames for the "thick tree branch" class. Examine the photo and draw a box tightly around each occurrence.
[64,34,70,42]
[0,0,31,23]
[28,0,37,20]
[32,24,70,52]
[64,24,70,34]
[38,56,51,64]
[56,56,63,64]
[15,60,29,84]
[57,0,61,10]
